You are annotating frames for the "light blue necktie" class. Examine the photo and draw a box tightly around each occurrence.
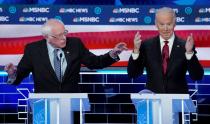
[54,49,62,82]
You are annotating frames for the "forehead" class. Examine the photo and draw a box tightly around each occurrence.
[51,26,65,35]
[156,12,174,23]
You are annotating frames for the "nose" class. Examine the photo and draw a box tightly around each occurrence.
[163,25,169,30]
[60,35,66,40]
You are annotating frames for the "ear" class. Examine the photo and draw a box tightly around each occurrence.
[155,21,158,29]
[43,34,48,39]
[155,19,157,26]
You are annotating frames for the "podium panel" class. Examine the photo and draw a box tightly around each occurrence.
[131,94,196,124]
[28,93,90,124]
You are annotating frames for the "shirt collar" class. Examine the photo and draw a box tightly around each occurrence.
[46,40,62,54]
[159,33,175,45]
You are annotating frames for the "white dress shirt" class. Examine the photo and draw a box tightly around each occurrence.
[132,33,193,60]
[46,41,67,77]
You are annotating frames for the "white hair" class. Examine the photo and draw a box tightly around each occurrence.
[41,18,64,36]
[41,24,51,36]
[155,7,176,23]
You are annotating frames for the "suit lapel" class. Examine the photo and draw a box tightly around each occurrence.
[39,40,58,82]
[62,41,72,81]
[154,36,163,71]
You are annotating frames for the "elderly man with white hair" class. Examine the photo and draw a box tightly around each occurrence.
[128,7,203,93]
[4,18,128,93]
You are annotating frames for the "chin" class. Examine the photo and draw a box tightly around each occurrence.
[164,37,170,40]
[61,45,66,48]
[162,35,170,40]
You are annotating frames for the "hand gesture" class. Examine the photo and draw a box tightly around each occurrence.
[4,63,16,76]
[185,33,194,53]
[134,32,142,53]
[110,42,128,58]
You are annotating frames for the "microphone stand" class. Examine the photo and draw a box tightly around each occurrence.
[59,53,63,82]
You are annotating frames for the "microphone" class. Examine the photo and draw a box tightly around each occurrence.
[59,53,62,59]
[59,53,63,82]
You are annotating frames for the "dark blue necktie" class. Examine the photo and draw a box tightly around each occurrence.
[54,49,62,82]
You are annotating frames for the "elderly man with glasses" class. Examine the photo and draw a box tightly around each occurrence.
[4,18,128,93]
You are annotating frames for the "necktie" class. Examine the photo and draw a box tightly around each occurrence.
[54,49,62,82]
[162,41,169,75]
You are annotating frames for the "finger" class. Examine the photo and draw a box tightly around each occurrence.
[8,63,14,68]
[190,33,193,37]
[135,32,141,38]
[134,37,141,44]
[188,34,194,44]
[189,34,193,40]
[135,32,139,37]
[8,64,14,71]
[135,35,140,40]
[117,42,126,46]
[187,35,191,42]
[120,42,127,46]
[116,42,127,48]
[4,63,11,71]
[121,46,128,51]
[135,33,141,39]
[115,46,128,53]
[190,33,194,42]
[188,33,193,40]
[135,34,141,41]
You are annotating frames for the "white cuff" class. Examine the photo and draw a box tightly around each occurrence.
[185,52,194,60]
[131,52,139,60]
[109,51,119,61]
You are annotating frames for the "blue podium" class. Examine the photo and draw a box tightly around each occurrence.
[131,93,196,124]
[28,93,90,124]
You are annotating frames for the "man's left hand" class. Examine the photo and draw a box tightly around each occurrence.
[185,33,194,53]
[110,42,128,58]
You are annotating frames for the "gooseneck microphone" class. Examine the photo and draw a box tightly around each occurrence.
[59,53,63,82]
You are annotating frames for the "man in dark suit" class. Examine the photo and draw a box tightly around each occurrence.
[127,7,204,93]
[4,19,128,93]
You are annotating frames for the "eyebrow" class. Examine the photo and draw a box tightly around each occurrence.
[54,31,65,36]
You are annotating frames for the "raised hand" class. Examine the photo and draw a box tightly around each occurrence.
[4,63,16,76]
[185,33,194,53]
[133,32,142,53]
[110,42,128,58]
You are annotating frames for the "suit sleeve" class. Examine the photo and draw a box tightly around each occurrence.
[79,40,118,69]
[187,50,204,80]
[127,43,145,79]
[12,44,33,85]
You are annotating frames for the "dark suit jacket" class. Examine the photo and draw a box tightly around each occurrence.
[127,35,204,93]
[12,37,117,93]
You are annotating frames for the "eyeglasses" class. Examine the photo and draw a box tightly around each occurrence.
[49,30,68,40]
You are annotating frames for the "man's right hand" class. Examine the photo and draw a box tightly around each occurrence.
[133,32,142,53]
[185,33,194,53]
[4,63,16,76]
